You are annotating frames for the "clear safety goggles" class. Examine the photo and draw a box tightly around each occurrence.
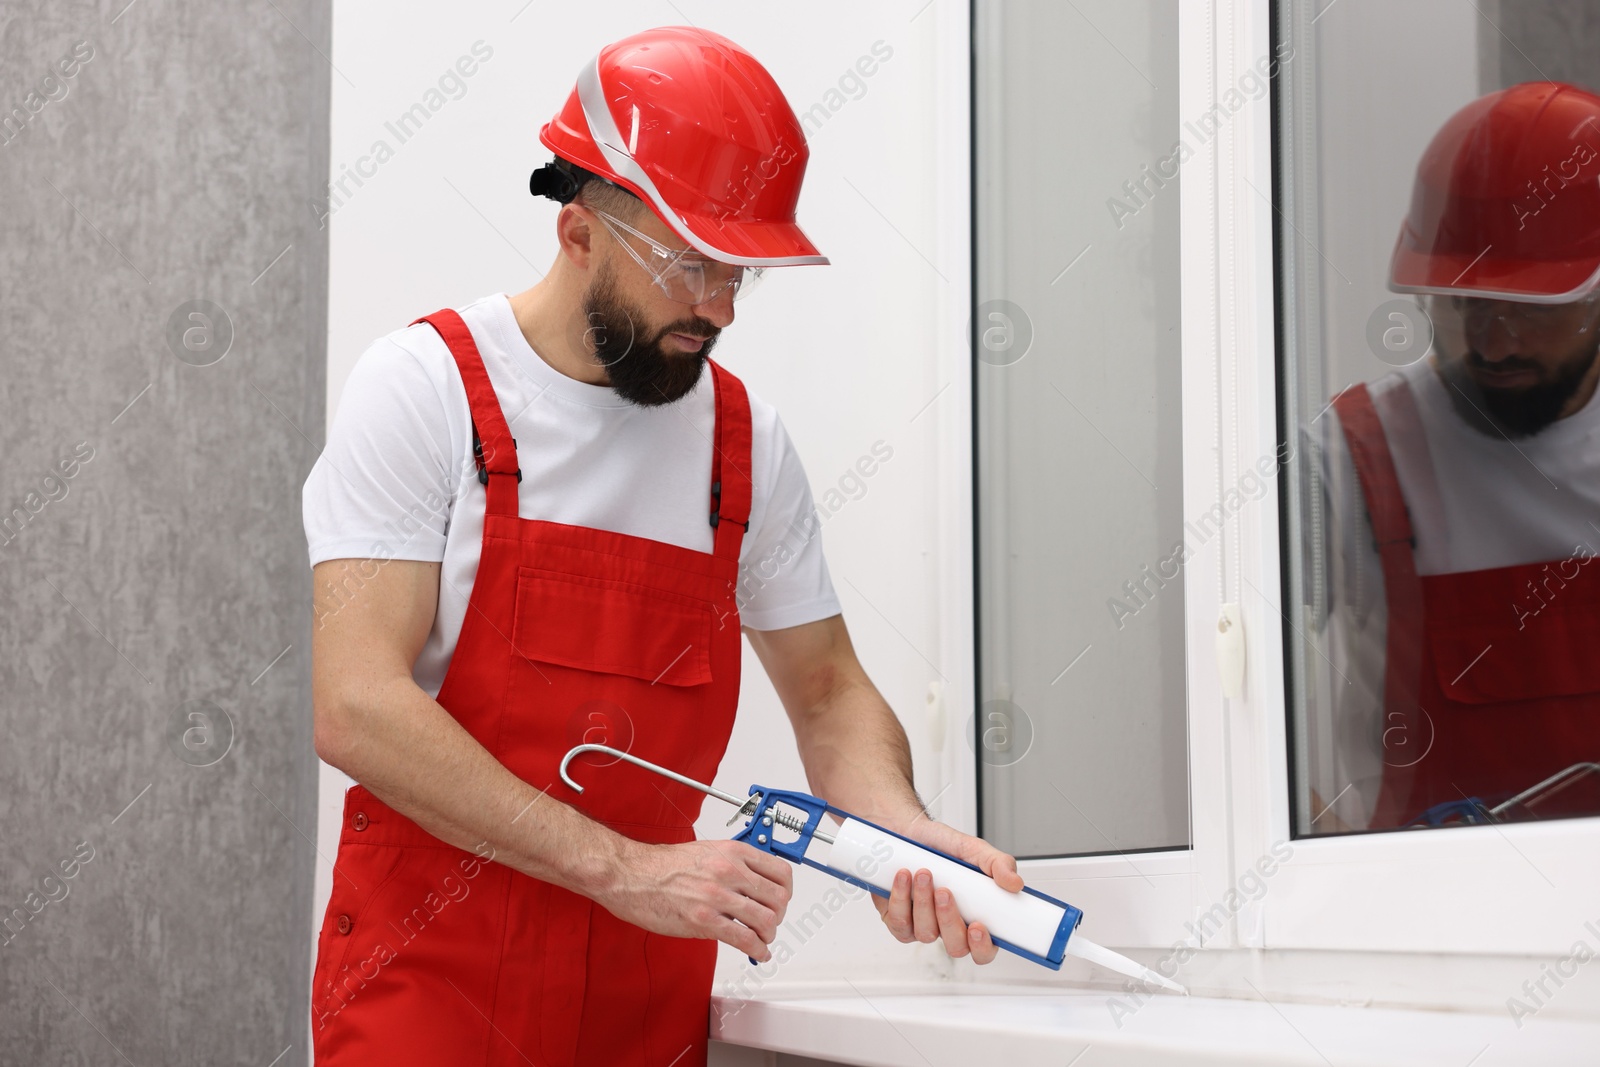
[1421,292,1600,349]
[587,206,764,305]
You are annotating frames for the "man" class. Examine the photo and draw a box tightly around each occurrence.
[1310,81,1600,832]
[302,26,1022,1065]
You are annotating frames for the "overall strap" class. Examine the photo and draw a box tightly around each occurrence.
[1335,383,1417,557]
[1332,382,1425,826]
[708,361,754,562]
[1371,376,1450,572]
[411,309,521,519]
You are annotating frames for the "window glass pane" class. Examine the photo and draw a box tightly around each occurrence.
[1277,0,1600,836]
[974,0,1189,857]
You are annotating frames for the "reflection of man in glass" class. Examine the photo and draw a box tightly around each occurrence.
[1316,81,1600,831]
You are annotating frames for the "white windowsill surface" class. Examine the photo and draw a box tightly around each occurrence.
[710,980,1600,1066]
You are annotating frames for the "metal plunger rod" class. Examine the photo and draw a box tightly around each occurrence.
[557,744,833,844]
[559,744,749,805]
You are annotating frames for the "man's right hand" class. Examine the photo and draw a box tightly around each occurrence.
[596,839,793,962]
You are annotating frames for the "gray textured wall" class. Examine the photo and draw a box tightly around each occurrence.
[0,1,328,1063]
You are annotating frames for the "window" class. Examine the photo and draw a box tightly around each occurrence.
[1275,0,1600,839]
[973,0,1190,860]
[957,0,1600,969]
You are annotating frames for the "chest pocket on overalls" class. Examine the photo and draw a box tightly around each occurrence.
[1427,611,1600,706]
[1418,591,1600,819]
[510,566,714,687]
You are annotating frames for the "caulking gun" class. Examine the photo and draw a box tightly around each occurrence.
[558,744,1187,994]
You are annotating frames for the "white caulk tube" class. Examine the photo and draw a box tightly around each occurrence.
[830,817,1069,958]
[827,817,1186,994]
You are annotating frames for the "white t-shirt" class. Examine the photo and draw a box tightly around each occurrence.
[302,292,842,698]
[1307,355,1600,827]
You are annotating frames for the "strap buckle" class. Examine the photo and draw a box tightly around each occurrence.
[1369,502,1417,554]
[708,479,747,530]
[472,423,521,486]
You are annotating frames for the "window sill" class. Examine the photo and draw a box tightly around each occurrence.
[710,979,1597,1066]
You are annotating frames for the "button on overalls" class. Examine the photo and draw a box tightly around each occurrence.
[312,308,753,1066]
[1334,382,1600,828]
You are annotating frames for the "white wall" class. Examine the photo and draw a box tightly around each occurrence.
[316,0,972,1023]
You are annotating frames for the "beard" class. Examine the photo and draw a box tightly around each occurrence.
[581,257,720,407]
[1437,334,1600,438]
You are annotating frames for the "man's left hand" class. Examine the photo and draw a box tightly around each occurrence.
[869,818,1023,964]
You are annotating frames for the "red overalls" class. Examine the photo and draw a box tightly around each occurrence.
[1334,381,1600,828]
[311,308,753,1066]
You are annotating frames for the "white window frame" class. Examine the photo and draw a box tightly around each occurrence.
[1230,0,1600,958]
[951,0,1600,962]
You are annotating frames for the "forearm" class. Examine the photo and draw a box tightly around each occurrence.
[791,674,925,829]
[315,675,631,897]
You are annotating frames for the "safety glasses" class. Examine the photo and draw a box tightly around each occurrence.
[1422,292,1600,346]
[586,206,765,305]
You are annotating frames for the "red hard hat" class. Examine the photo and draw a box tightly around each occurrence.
[538,26,827,268]
[1390,81,1600,303]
